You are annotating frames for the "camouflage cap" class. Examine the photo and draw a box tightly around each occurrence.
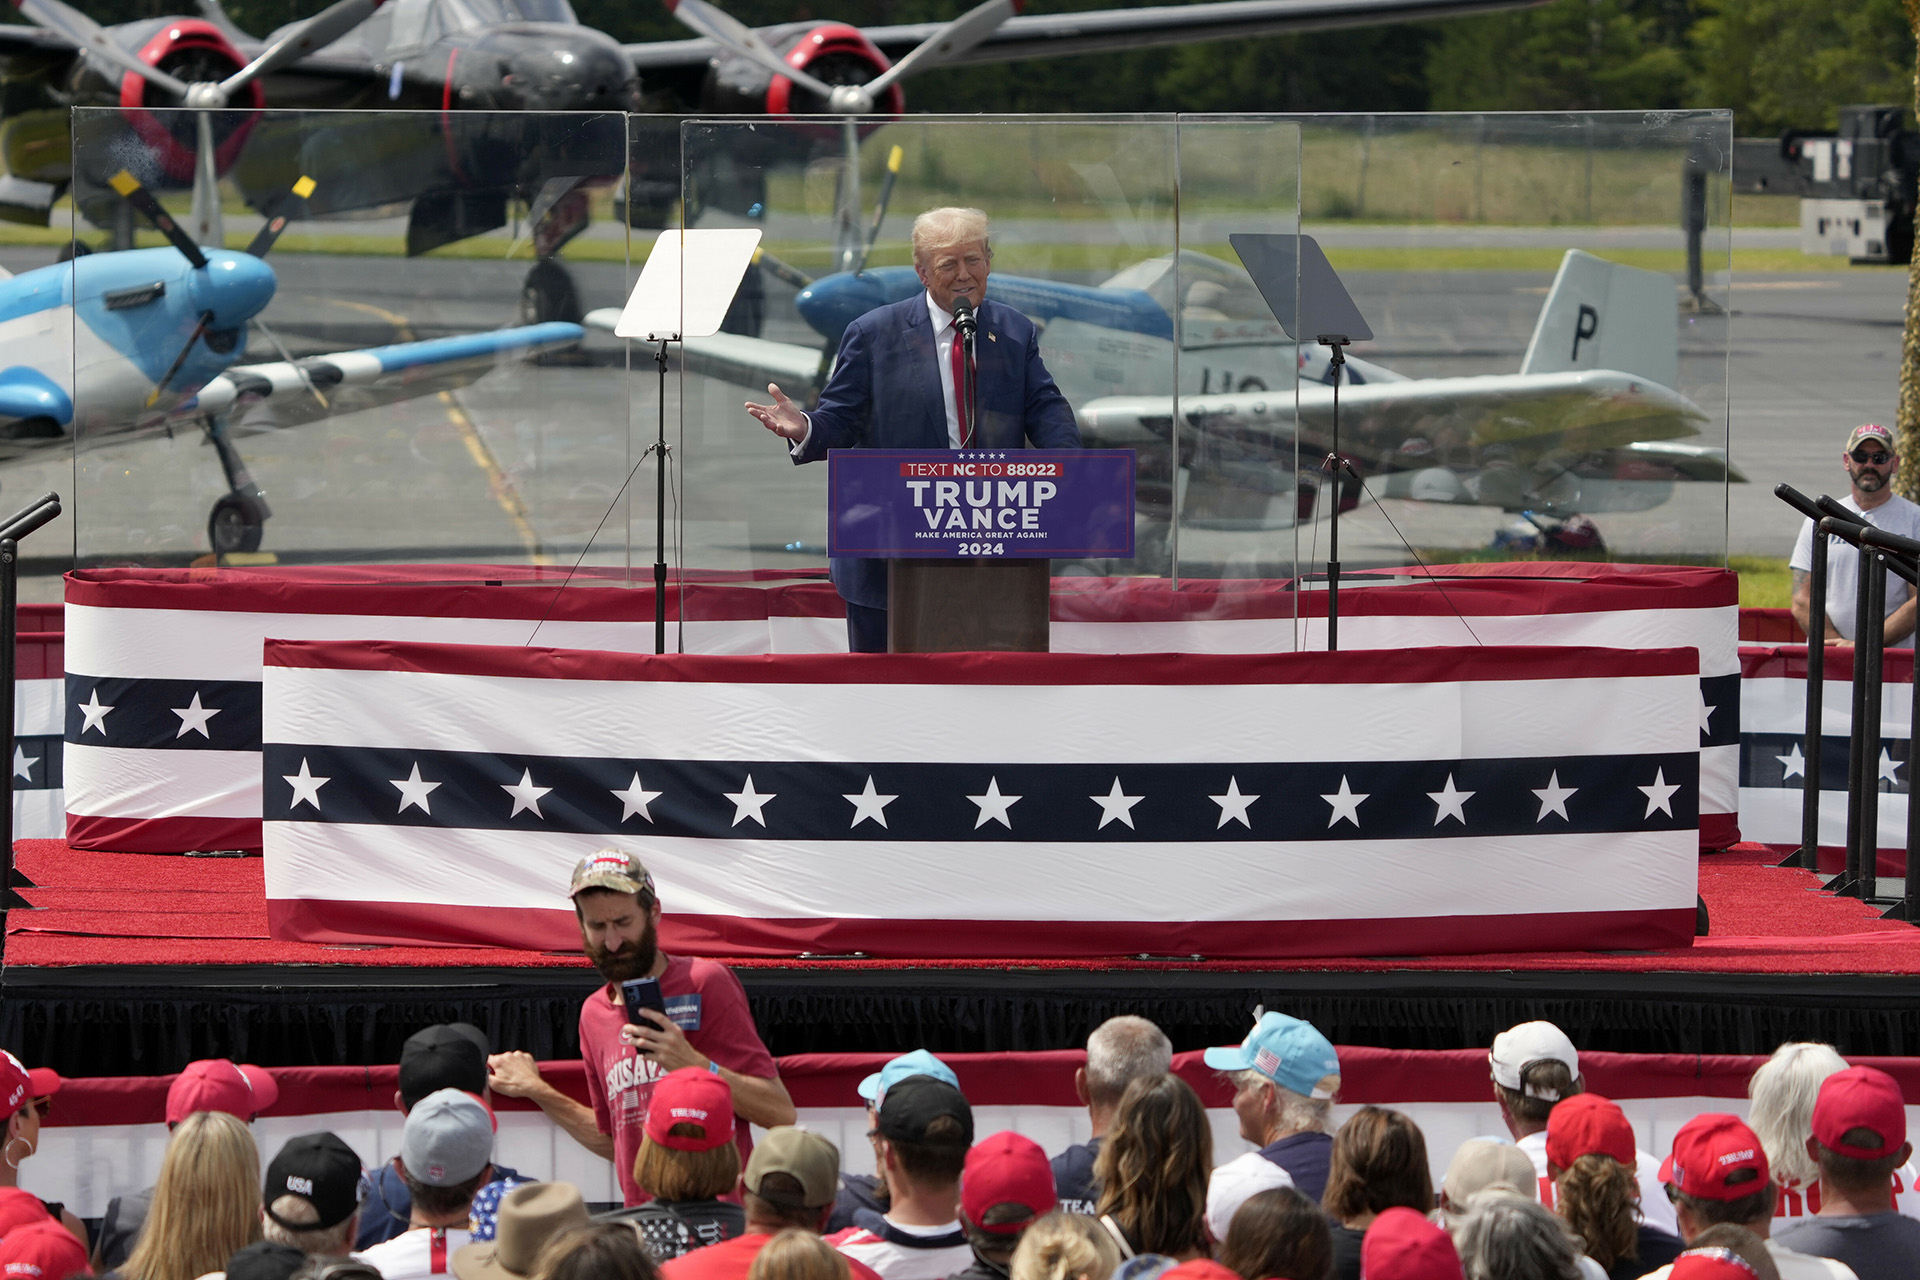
[568,848,656,899]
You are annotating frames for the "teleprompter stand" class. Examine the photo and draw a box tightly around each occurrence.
[612,228,762,653]
[1229,233,1373,651]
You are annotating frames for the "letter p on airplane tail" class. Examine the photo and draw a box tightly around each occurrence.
[1520,249,1679,389]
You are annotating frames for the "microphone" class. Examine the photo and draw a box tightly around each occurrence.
[952,294,976,337]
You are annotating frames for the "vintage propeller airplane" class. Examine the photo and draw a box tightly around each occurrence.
[588,211,1739,545]
[0,0,1550,331]
[0,168,582,554]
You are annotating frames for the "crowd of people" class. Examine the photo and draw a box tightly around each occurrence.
[0,850,1915,1280]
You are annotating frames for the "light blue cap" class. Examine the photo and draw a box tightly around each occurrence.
[1202,1012,1341,1099]
[857,1049,961,1105]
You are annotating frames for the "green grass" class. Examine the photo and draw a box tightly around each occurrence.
[1733,555,1793,609]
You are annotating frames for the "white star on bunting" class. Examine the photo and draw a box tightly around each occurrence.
[1533,770,1577,822]
[284,758,328,810]
[11,744,36,782]
[1322,775,1368,828]
[1777,743,1806,780]
[724,774,775,827]
[1879,748,1904,785]
[171,691,220,739]
[1699,689,1716,735]
[844,776,898,829]
[1427,773,1475,826]
[391,763,441,815]
[967,777,1021,830]
[77,689,112,736]
[503,768,553,819]
[612,773,663,822]
[1090,777,1145,830]
[1209,777,1259,829]
[1638,767,1680,819]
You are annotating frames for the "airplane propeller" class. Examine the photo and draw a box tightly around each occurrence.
[665,0,1021,270]
[16,0,382,249]
[103,168,315,408]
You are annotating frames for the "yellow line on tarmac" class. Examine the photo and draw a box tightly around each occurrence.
[326,298,552,565]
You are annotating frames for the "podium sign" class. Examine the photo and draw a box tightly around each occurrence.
[828,449,1135,559]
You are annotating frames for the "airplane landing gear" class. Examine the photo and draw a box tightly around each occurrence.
[208,493,265,555]
[202,415,271,556]
[520,258,583,326]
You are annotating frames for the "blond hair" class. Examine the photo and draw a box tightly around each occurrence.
[1010,1210,1121,1280]
[911,208,990,266]
[747,1229,849,1280]
[633,1131,742,1203]
[124,1110,262,1280]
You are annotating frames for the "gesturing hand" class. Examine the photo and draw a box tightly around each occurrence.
[746,383,808,441]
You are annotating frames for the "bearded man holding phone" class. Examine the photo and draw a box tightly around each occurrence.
[486,849,795,1207]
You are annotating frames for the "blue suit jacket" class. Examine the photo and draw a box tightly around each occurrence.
[792,293,1080,609]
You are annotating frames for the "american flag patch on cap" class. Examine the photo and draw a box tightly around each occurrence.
[1254,1047,1282,1076]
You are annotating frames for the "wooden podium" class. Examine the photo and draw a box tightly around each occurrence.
[888,558,1051,652]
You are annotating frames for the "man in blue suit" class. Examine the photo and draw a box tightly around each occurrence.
[746,207,1080,652]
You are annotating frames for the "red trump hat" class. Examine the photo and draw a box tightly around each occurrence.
[961,1132,1056,1233]
[1545,1093,1636,1170]
[1659,1114,1768,1202]
[644,1068,735,1153]
[1811,1065,1906,1160]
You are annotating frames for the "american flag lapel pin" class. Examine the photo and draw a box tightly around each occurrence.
[988,331,997,342]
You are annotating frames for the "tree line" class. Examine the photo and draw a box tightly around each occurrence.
[15,0,1917,133]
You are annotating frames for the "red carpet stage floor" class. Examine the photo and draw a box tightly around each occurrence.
[8,839,1920,1072]
[6,840,1917,974]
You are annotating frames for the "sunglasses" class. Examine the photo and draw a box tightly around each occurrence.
[1852,450,1893,465]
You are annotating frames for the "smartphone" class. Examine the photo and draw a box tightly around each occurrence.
[621,977,667,1052]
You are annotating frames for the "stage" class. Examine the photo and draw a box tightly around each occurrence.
[8,838,1920,1075]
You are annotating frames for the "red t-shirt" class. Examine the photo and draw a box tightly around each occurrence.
[663,1233,885,1280]
[579,954,779,1207]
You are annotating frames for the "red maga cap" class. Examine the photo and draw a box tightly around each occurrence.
[1359,1207,1463,1280]
[0,1053,59,1122]
[644,1067,735,1152]
[1669,1247,1759,1280]
[0,1221,90,1280]
[961,1131,1056,1234]
[0,1189,52,1238]
[1812,1065,1907,1160]
[1545,1093,1636,1170]
[1659,1113,1768,1202]
[165,1060,280,1125]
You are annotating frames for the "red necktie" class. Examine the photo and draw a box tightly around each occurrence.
[950,326,973,448]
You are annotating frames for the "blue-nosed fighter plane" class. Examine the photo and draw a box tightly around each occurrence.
[0,169,582,553]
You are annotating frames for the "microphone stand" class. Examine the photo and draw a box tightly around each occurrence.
[1319,334,1350,651]
[956,299,978,449]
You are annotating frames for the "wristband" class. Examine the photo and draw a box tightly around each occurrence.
[707,1059,721,1076]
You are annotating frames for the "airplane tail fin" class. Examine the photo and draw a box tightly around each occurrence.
[1519,249,1678,388]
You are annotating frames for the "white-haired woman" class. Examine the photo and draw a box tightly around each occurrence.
[1749,1041,1920,1221]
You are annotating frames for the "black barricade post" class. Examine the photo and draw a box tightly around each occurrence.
[0,492,60,967]
[1803,519,1831,869]
[1842,541,1876,896]
[1856,550,1888,899]
[1850,521,1920,921]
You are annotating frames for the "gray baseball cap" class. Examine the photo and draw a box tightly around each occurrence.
[401,1089,495,1187]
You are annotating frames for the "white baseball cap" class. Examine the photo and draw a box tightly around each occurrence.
[1489,1022,1579,1099]
[1205,1151,1295,1241]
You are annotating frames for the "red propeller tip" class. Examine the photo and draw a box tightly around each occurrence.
[1010,0,1026,11]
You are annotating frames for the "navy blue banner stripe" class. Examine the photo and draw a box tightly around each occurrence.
[64,675,261,751]
[261,745,1699,841]
[10,735,60,791]
[1741,731,1911,792]
[1701,672,1741,748]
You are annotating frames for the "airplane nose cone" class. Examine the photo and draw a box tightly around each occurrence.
[187,251,276,330]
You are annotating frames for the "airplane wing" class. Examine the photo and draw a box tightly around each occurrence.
[177,320,584,431]
[1078,369,1728,516]
[582,308,825,392]
[623,0,1548,71]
